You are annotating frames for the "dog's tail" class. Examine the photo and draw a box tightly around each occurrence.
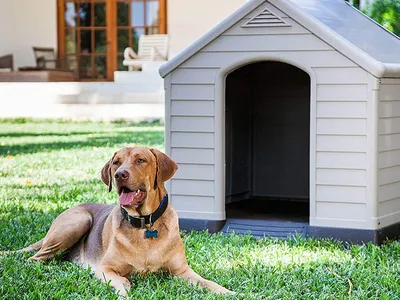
[0,239,44,256]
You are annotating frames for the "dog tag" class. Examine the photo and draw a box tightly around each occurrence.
[145,229,158,239]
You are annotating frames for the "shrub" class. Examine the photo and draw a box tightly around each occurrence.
[363,0,400,36]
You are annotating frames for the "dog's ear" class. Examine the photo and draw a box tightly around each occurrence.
[101,152,116,192]
[150,148,178,189]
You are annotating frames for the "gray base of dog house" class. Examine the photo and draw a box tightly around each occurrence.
[178,218,400,245]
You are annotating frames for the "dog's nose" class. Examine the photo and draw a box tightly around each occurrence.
[114,169,129,181]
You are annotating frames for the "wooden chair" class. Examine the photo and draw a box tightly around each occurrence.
[123,34,169,71]
[0,54,13,71]
[32,47,69,71]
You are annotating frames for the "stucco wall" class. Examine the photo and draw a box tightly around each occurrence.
[0,0,57,70]
[167,0,247,58]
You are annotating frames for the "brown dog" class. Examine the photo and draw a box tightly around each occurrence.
[18,146,232,297]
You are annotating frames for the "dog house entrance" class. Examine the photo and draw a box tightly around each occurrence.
[223,61,310,238]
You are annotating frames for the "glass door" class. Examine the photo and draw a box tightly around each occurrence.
[115,0,166,71]
[58,0,166,81]
[61,0,108,80]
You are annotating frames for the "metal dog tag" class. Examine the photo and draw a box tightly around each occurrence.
[145,229,158,239]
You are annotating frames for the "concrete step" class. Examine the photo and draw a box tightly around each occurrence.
[0,82,165,121]
[1,103,164,121]
[0,82,164,103]
[71,91,164,104]
[80,82,163,94]
[114,71,163,87]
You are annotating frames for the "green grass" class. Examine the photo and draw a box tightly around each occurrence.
[1,119,400,299]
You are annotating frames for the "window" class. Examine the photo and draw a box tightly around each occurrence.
[116,0,165,72]
[57,0,167,81]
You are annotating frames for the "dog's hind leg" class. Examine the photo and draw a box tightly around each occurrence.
[19,239,44,252]
[28,205,93,262]
[0,239,43,256]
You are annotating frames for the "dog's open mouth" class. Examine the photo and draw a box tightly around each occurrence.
[118,186,146,207]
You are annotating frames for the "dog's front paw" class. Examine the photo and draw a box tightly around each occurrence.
[117,292,128,300]
[117,289,128,300]
[215,286,236,295]
[115,277,131,299]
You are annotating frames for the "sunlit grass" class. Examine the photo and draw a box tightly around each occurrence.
[1,119,400,299]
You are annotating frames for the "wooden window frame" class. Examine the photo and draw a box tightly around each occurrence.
[57,0,167,81]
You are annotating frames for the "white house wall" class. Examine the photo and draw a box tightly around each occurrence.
[167,0,247,58]
[165,2,375,229]
[378,78,400,227]
[0,0,57,69]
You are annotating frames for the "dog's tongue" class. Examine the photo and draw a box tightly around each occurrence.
[119,191,137,206]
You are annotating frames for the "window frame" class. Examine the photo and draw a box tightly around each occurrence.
[57,0,167,81]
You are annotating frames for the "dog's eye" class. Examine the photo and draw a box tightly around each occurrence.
[113,160,120,165]
[137,158,145,164]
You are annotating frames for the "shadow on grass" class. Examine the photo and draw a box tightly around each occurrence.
[0,131,102,138]
[0,131,164,156]
[0,178,114,209]
[0,121,163,139]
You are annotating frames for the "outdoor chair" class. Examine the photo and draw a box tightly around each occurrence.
[123,34,169,71]
[0,54,13,72]
[32,47,70,71]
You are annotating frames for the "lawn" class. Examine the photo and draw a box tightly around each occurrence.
[1,119,400,299]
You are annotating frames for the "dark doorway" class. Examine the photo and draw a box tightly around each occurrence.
[224,61,310,236]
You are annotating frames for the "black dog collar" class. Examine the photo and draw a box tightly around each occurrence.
[120,194,168,229]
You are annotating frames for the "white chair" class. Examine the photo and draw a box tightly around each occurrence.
[123,34,169,72]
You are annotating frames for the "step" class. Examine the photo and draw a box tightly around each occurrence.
[221,218,307,238]
[114,71,164,86]
[0,82,165,104]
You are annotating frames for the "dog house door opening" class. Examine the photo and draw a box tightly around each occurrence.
[225,61,310,223]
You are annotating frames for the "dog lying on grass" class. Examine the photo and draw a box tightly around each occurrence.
[12,146,233,297]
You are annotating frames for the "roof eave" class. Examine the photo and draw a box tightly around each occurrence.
[160,0,400,79]
[159,0,266,78]
[382,63,400,78]
[268,0,387,78]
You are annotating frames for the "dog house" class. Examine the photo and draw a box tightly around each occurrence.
[159,0,400,243]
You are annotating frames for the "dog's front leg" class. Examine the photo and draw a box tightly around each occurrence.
[166,251,234,294]
[176,267,234,294]
[95,267,131,297]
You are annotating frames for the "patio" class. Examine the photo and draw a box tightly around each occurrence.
[0,50,165,122]
[0,36,166,121]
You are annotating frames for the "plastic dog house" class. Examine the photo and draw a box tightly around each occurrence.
[159,0,400,243]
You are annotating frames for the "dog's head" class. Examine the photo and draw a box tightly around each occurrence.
[101,146,178,208]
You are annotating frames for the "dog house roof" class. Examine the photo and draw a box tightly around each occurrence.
[159,0,400,78]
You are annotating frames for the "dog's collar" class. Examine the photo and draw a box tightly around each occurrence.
[120,194,168,229]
